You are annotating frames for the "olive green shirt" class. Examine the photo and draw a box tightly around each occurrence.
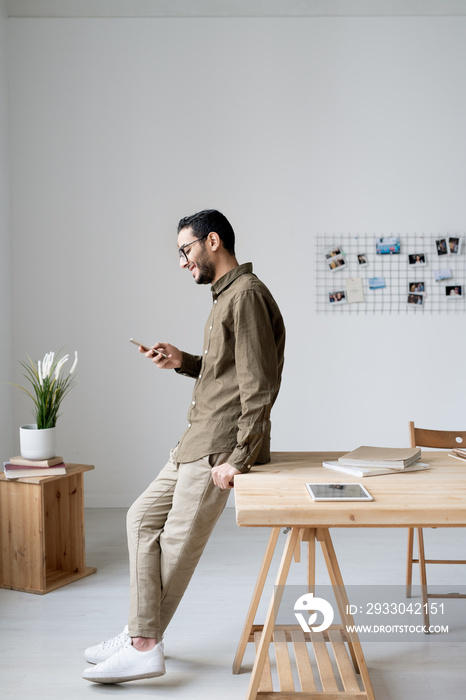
[175,262,285,473]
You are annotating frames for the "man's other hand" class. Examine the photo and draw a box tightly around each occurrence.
[211,463,241,490]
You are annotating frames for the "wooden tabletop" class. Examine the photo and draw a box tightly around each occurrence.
[234,451,466,528]
[0,463,94,485]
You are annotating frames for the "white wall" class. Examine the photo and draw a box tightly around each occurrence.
[0,0,13,460]
[6,14,466,506]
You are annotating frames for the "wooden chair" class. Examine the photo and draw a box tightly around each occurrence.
[406,421,466,630]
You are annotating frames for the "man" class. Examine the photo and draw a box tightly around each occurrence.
[83,209,285,684]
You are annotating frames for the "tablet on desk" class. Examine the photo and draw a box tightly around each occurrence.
[306,482,373,502]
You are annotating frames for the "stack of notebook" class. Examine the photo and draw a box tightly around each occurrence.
[3,456,66,479]
[323,445,428,477]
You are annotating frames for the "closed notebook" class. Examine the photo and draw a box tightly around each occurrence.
[323,460,429,478]
[3,462,66,479]
[8,455,64,467]
[338,446,421,469]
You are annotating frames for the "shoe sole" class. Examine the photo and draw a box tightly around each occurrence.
[83,669,166,684]
[84,653,169,665]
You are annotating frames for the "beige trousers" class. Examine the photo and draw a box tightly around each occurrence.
[126,447,231,640]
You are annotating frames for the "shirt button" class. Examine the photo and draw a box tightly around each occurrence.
[204,349,208,354]
[199,374,202,379]
[192,400,196,406]
[209,325,213,331]
[188,423,191,428]
[214,299,218,304]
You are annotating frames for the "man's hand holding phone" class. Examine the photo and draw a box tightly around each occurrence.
[129,338,182,369]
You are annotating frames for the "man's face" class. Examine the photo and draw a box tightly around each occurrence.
[178,226,216,285]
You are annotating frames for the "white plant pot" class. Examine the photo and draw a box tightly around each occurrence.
[19,424,57,460]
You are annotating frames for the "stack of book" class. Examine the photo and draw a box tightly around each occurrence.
[449,447,466,462]
[3,456,66,479]
[323,445,428,478]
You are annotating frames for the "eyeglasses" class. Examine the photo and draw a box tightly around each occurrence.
[178,234,208,263]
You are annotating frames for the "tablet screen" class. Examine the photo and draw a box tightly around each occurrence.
[306,482,373,501]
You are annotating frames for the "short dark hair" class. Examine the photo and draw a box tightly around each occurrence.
[177,209,235,255]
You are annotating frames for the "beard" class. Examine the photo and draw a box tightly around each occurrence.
[194,249,216,285]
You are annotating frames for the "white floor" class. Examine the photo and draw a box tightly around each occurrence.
[1,507,465,700]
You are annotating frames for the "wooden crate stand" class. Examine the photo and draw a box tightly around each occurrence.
[0,464,96,594]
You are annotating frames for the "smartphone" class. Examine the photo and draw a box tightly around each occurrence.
[129,338,168,358]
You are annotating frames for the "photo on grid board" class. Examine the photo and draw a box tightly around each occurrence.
[324,246,347,272]
[408,253,426,265]
[435,238,449,256]
[408,281,425,294]
[448,237,462,255]
[328,290,347,304]
[376,236,400,254]
[434,268,452,282]
[446,285,462,297]
[407,293,424,307]
[368,277,386,289]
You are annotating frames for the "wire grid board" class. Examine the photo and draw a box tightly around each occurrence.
[315,233,466,314]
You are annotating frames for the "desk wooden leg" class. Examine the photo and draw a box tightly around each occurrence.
[406,528,415,598]
[301,527,316,593]
[318,528,376,700]
[233,528,317,676]
[245,527,300,700]
[233,526,281,674]
[416,528,430,630]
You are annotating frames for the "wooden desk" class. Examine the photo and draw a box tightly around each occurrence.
[0,463,97,594]
[233,451,466,700]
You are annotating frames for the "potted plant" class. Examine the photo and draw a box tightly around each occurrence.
[14,350,78,460]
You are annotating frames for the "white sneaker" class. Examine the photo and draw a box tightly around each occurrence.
[82,639,165,684]
[84,626,131,664]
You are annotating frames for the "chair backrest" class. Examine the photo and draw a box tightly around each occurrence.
[409,421,466,449]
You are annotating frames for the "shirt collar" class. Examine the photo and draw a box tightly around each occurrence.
[211,262,253,299]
